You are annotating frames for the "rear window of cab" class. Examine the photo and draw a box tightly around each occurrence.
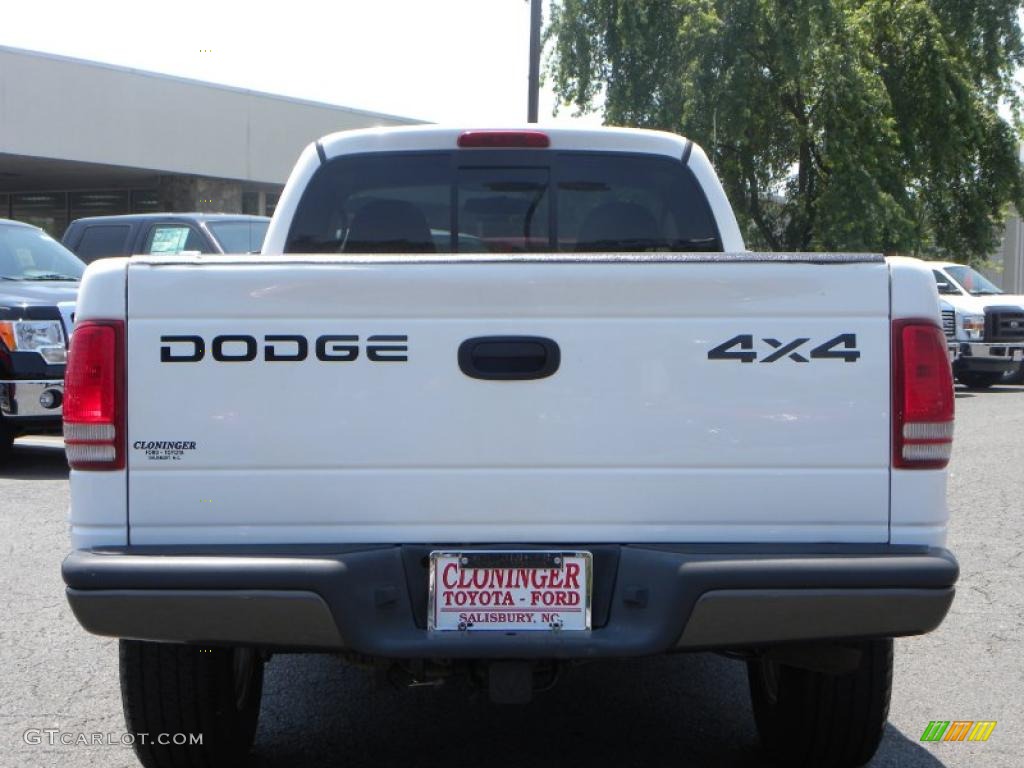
[284,151,722,254]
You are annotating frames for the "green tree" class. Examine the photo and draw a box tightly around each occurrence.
[547,0,1024,262]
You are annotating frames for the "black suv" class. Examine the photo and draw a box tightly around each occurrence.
[62,213,270,262]
[0,219,84,458]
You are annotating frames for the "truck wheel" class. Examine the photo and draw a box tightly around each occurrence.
[119,640,264,768]
[747,638,892,768]
[955,371,1002,389]
[0,420,14,462]
[1001,363,1024,385]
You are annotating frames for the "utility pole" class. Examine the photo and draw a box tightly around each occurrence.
[527,0,542,123]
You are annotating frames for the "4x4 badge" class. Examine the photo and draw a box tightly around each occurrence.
[707,333,860,363]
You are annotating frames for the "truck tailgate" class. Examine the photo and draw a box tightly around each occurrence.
[125,256,891,544]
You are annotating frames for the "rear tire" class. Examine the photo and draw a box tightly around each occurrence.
[0,419,14,463]
[955,371,1002,389]
[119,640,264,768]
[747,638,893,768]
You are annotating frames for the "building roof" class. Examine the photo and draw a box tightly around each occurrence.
[0,45,420,125]
[0,45,422,186]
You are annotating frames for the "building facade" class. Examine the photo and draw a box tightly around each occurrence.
[991,213,1024,293]
[0,46,419,237]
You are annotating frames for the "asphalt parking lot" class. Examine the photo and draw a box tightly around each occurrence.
[1,384,1021,768]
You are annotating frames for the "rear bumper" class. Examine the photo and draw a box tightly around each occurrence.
[63,544,958,657]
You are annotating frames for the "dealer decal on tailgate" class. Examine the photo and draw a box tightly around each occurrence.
[429,551,592,632]
[133,440,198,462]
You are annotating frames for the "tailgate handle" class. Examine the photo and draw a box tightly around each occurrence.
[458,336,560,380]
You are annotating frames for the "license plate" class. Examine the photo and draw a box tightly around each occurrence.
[428,551,592,632]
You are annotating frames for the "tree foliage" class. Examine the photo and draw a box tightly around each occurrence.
[547,0,1024,261]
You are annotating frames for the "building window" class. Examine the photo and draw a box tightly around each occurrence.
[11,192,68,238]
[132,190,160,213]
[265,193,280,218]
[70,190,130,220]
[242,191,260,216]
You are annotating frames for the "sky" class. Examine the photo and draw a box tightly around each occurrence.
[0,0,602,126]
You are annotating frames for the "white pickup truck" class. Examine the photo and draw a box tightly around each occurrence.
[932,261,1024,387]
[62,126,958,768]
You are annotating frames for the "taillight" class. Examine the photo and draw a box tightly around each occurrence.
[892,319,954,469]
[64,319,125,470]
[457,130,550,148]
